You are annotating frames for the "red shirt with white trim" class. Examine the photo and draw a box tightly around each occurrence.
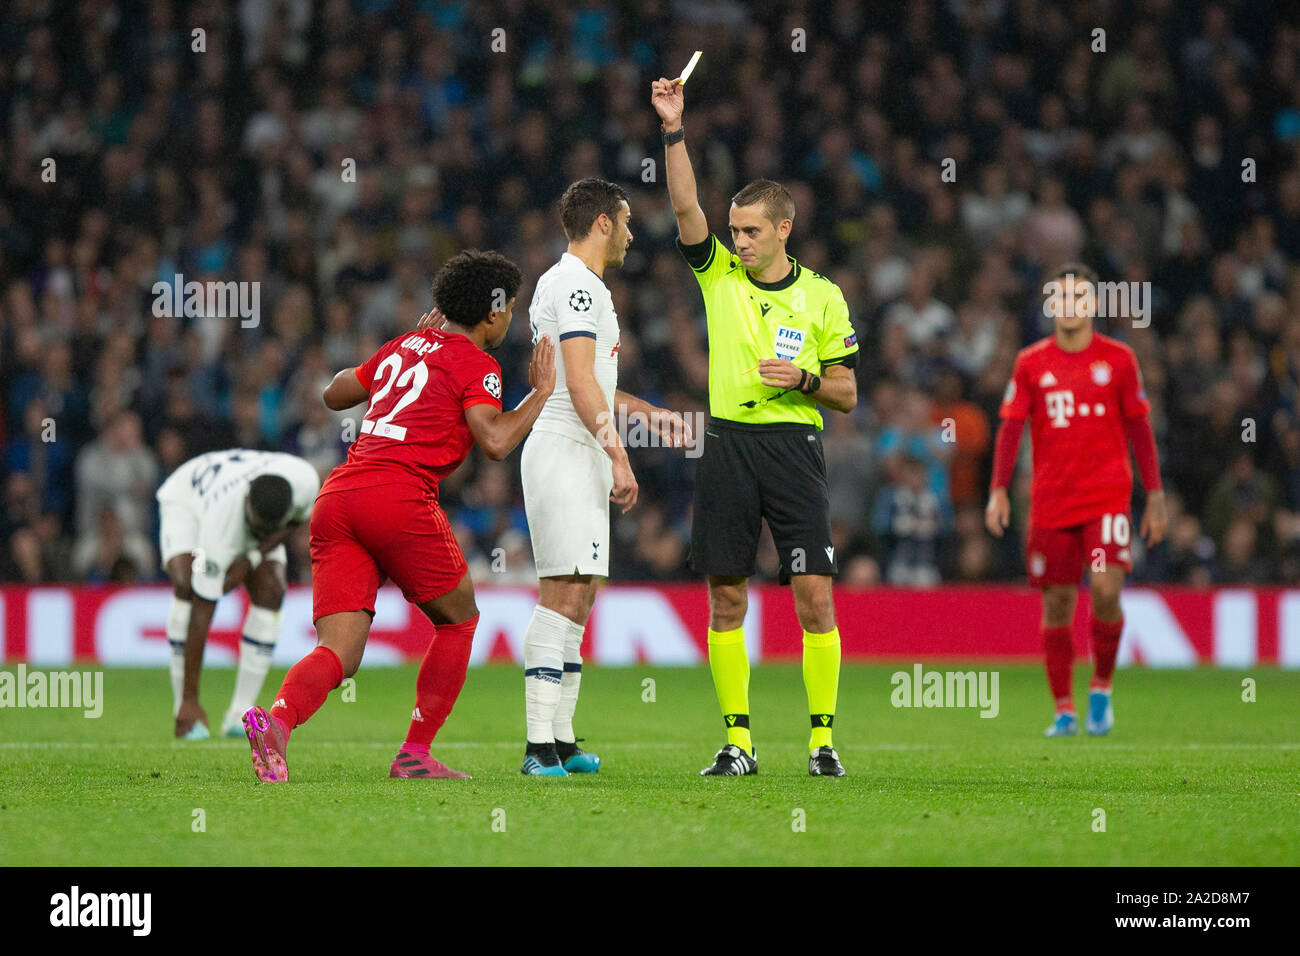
[321,327,503,496]
[999,332,1150,529]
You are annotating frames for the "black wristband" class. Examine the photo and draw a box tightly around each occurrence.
[797,369,809,392]
[662,125,685,146]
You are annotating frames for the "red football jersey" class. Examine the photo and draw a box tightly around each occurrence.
[999,332,1150,529]
[321,328,503,496]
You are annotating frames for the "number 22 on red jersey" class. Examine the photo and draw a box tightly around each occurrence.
[362,352,429,441]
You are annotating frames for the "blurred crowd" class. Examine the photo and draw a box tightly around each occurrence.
[2,0,1299,589]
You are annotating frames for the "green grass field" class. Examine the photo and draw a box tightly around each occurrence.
[1,664,1297,866]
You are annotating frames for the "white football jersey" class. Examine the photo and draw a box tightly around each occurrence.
[156,449,320,601]
[528,252,620,448]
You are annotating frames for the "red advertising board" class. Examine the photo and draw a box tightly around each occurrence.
[1,584,1294,667]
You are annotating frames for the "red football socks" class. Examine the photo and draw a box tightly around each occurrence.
[1043,625,1075,713]
[404,614,479,748]
[270,645,344,732]
[1090,615,1124,690]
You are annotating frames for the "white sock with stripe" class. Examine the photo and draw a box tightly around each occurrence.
[226,605,280,726]
[167,597,191,717]
[553,618,586,744]
[523,606,570,744]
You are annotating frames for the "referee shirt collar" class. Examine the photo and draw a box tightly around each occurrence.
[745,255,800,292]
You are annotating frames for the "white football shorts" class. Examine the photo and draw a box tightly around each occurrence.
[157,499,288,572]
[521,430,613,578]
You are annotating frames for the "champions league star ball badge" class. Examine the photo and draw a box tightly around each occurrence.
[569,289,593,312]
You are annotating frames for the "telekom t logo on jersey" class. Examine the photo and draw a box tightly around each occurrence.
[1045,389,1106,428]
[1045,390,1074,428]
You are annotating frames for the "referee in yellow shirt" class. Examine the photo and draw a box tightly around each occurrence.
[652,77,859,776]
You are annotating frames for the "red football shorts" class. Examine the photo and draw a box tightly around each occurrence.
[1025,512,1134,587]
[310,484,468,621]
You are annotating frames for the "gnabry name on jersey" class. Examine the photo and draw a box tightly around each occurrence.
[399,334,442,357]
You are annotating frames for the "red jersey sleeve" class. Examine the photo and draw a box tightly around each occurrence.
[354,339,394,391]
[999,352,1032,420]
[459,355,504,411]
[1118,348,1152,418]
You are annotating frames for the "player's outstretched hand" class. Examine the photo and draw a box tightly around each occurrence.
[611,456,639,514]
[649,407,693,448]
[416,308,447,331]
[175,698,208,739]
[985,488,1010,538]
[1141,489,1167,546]
[530,334,556,395]
[651,77,684,127]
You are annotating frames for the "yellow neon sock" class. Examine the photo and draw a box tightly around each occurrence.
[707,626,752,754]
[803,627,841,752]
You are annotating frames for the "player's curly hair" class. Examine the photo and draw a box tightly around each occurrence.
[431,249,523,327]
[559,178,629,240]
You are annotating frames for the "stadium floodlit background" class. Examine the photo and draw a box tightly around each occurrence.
[0,0,1296,591]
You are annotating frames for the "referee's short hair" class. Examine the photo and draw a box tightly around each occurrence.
[559,178,628,240]
[732,179,795,228]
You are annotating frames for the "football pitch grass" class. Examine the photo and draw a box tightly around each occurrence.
[1,664,1296,866]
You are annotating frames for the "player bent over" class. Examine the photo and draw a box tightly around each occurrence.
[241,250,555,782]
[157,450,320,739]
[986,263,1166,737]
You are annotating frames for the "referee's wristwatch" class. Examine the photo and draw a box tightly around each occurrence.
[798,370,821,394]
[662,124,685,146]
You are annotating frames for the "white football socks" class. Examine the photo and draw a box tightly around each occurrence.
[553,617,586,744]
[523,606,571,744]
[226,605,280,727]
[167,597,191,717]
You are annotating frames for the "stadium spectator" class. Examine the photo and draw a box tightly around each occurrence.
[0,0,1295,589]
[877,385,954,512]
[73,410,158,545]
[928,367,990,510]
[872,454,951,587]
[1204,451,1281,551]
[72,505,153,583]
[5,397,73,519]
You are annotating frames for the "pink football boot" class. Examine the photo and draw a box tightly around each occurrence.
[242,706,289,783]
[389,749,471,779]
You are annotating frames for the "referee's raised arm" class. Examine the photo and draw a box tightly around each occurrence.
[652,77,708,244]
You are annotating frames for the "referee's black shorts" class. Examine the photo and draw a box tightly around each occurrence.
[689,416,837,584]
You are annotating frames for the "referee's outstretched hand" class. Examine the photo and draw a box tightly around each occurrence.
[651,77,684,127]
